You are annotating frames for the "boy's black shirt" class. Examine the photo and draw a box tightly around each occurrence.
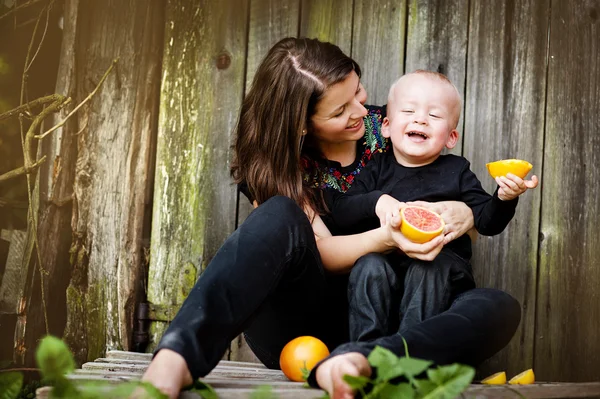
[332,151,518,260]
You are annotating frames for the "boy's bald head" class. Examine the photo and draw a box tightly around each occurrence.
[388,70,462,128]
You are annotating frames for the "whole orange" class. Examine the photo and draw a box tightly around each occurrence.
[279,336,330,382]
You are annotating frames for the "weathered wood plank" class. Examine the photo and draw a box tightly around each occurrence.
[245,0,300,90]
[351,0,406,106]
[49,0,165,364]
[38,379,600,399]
[535,0,600,382]
[81,362,289,381]
[147,0,248,350]
[405,0,469,155]
[96,355,266,369]
[230,0,301,364]
[24,0,81,366]
[0,229,27,313]
[300,0,353,55]
[462,0,549,378]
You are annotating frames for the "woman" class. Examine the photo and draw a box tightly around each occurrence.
[142,38,520,399]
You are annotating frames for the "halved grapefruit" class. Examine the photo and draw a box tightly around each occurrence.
[400,206,445,243]
[486,159,532,179]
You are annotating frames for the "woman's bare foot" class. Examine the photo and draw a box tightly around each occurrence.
[141,349,193,399]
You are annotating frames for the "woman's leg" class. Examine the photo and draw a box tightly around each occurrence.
[155,196,328,379]
[347,253,404,342]
[330,288,521,367]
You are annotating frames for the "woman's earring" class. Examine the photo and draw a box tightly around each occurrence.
[299,134,305,152]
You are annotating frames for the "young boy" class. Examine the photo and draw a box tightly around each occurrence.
[332,70,538,338]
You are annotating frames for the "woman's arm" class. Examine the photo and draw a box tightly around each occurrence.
[311,214,444,273]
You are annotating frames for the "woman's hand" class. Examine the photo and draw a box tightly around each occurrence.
[407,200,474,245]
[385,215,444,261]
[315,352,372,399]
[375,194,405,226]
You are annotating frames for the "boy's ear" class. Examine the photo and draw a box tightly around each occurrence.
[382,117,391,138]
[445,129,459,149]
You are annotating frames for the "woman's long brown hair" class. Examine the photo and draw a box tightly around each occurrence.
[230,37,361,212]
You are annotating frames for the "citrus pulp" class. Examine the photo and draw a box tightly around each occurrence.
[486,159,533,179]
[481,371,507,385]
[508,368,535,385]
[279,336,330,382]
[400,206,445,243]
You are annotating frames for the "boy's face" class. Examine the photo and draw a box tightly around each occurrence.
[382,74,460,167]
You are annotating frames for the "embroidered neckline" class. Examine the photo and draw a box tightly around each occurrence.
[303,107,389,193]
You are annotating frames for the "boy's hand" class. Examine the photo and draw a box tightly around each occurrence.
[496,173,539,201]
[315,352,372,399]
[385,214,444,261]
[375,194,406,226]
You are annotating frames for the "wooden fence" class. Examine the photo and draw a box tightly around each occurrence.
[1,0,598,385]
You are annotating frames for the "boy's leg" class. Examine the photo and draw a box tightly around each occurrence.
[347,253,405,342]
[327,288,521,367]
[155,196,329,378]
[399,248,475,333]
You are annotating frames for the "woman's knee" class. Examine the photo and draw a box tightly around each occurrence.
[243,195,312,236]
[457,288,522,330]
[486,289,522,328]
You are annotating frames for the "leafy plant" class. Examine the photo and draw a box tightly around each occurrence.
[343,345,475,399]
[0,372,23,399]
[0,335,167,399]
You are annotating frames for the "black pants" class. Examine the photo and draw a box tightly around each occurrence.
[348,249,476,342]
[155,196,521,380]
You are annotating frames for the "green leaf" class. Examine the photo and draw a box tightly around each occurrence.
[189,379,219,399]
[35,336,75,381]
[368,346,403,382]
[377,382,415,399]
[343,374,370,390]
[368,346,432,382]
[418,365,474,399]
[250,385,277,399]
[137,381,169,399]
[397,357,432,378]
[414,379,437,395]
[426,364,459,385]
[0,372,23,399]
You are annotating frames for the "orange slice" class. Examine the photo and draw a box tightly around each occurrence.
[508,368,535,385]
[400,206,445,244]
[481,371,507,385]
[486,159,533,179]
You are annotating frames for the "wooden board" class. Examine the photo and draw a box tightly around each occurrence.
[351,0,407,106]
[405,0,469,155]
[147,0,248,350]
[0,229,27,313]
[300,0,353,55]
[48,0,165,364]
[36,352,600,399]
[462,0,549,378]
[229,0,301,363]
[534,0,600,382]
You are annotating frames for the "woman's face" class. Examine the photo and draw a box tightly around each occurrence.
[310,71,368,146]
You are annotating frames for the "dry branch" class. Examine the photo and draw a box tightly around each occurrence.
[0,94,66,122]
[0,0,46,22]
[36,58,118,140]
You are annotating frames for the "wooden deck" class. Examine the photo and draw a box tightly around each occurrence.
[36,350,600,398]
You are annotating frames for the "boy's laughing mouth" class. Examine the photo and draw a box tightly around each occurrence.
[407,131,428,142]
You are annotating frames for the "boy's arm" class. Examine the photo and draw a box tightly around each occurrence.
[460,161,518,236]
[331,155,385,228]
